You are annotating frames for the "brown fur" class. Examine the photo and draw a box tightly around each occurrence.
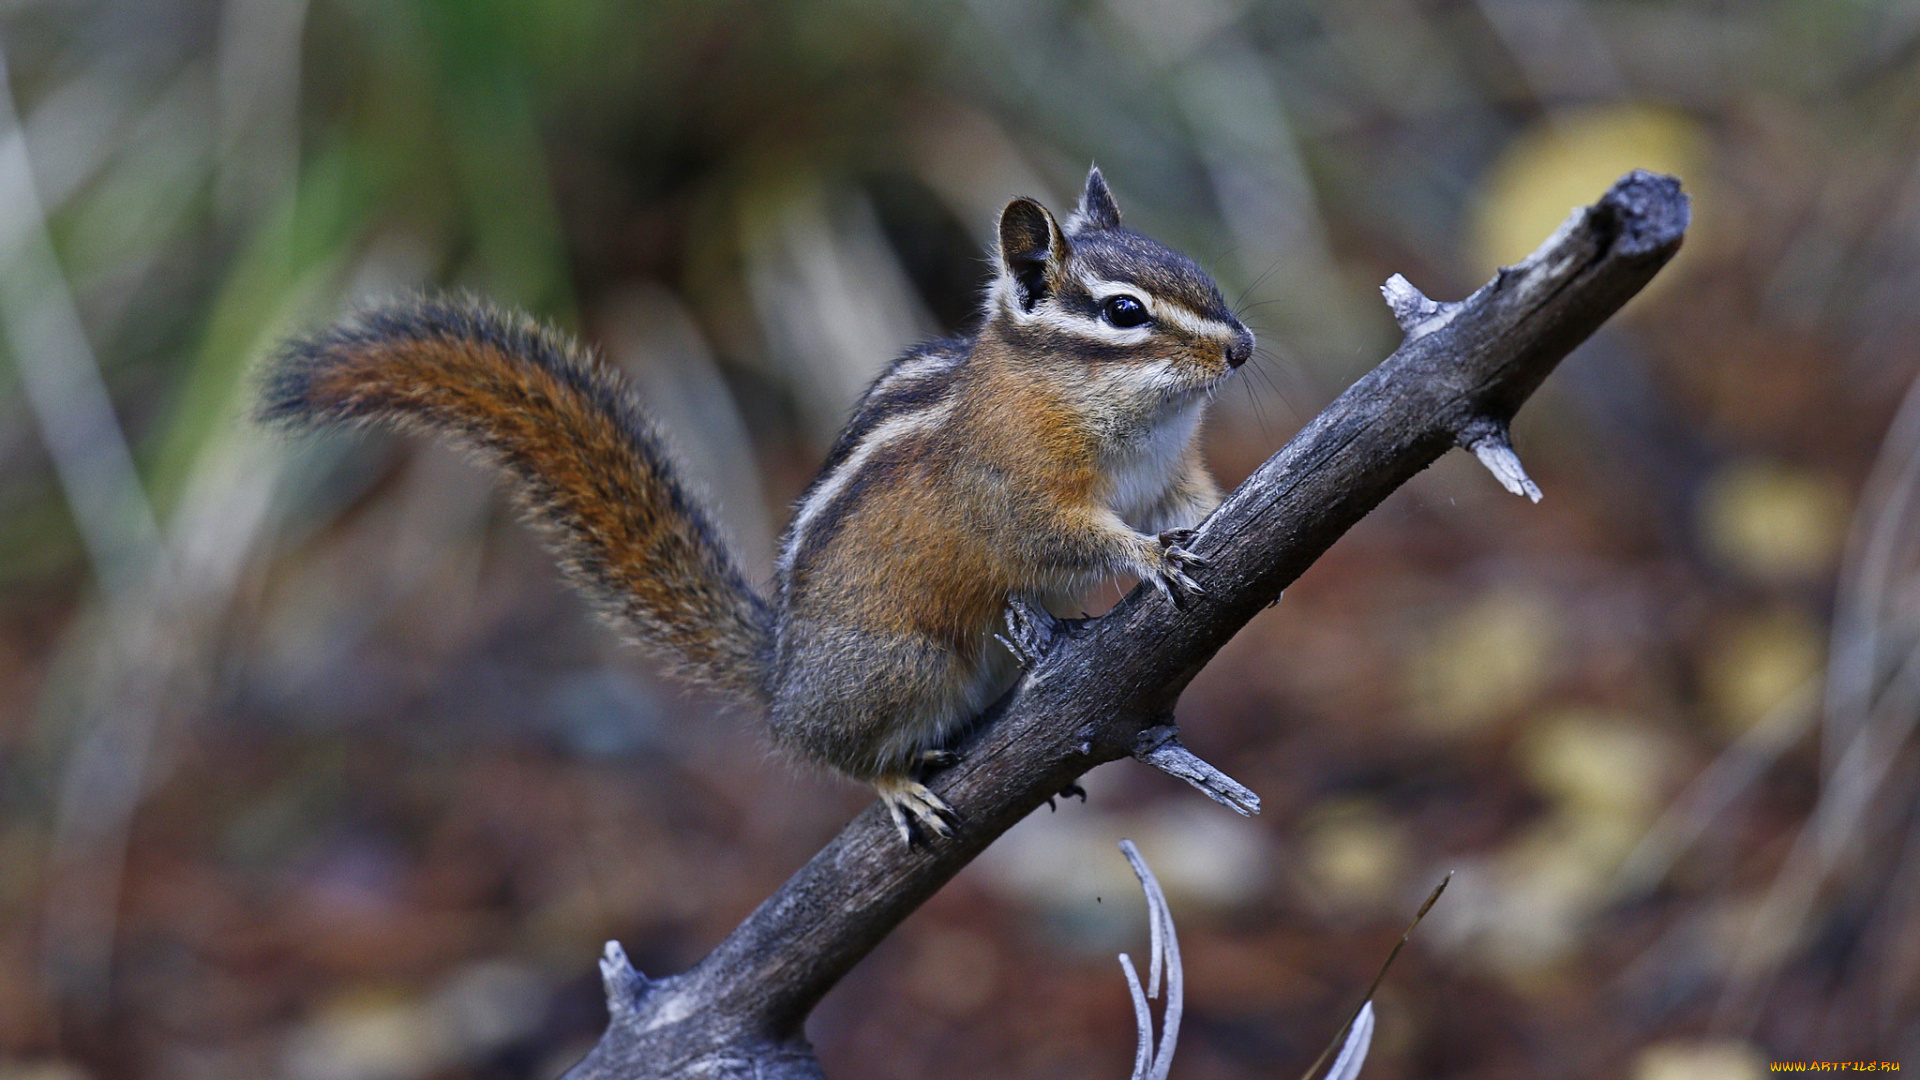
[261,297,772,702]
[260,168,1251,844]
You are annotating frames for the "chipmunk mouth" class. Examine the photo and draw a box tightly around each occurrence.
[1104,354,1235,406]
[1196,353,1241,388]
[1163,369,1231,408]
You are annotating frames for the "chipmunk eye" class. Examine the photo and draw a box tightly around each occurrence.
[1101,295,1151,329]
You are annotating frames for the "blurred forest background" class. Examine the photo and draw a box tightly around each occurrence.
[2,0,1919,1077]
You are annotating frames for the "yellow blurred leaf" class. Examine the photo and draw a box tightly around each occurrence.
[1473,104,1709,279]
[1300,797,1409,910]
[1518,709,1676,825]
[1634,1039,1766,1080]
[1481,821,1606,978]
[1703,606,1825,735]
[1408,590,1560,734]
[1700,461,1849,584]
[284,989,452,1080]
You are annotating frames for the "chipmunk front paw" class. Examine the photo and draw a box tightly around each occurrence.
[1149,529,1208,606]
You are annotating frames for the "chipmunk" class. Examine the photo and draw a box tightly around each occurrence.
[260,167,1253,844]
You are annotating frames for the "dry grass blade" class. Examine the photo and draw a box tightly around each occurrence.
[1325,1000,1375,1080]
[1825,367,1920,776]
[1718,367,1920,1026]
[1615,678,1820,898]
[1297,874,1450,1080]
[0,42,176,1006]
[1119,953,1153,1080]
[1719,632,1920,1024]
[1118,839,1183,1080]
[0,46,162,597]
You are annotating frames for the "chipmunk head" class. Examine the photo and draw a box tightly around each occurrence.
[986,166,1254,411]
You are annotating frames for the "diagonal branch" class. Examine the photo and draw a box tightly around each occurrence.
[563,170,1689,1080]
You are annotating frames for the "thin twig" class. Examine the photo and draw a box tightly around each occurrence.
[1133,725,1261,816]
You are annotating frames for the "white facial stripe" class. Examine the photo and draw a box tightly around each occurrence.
[1001,270,1240,345]
[1081,276,1138,303]
[1079,274,1239,341]
[1027,304,1151,345]
[880,352,959,388]
[996,275,1152,345]
[781,398,959,572]
[1099,358,1197,395]
[1154,303,1240,340]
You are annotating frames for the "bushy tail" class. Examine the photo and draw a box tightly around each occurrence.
[260,295,773,703]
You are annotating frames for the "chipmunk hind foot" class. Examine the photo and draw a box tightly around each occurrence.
[873,775,959,847]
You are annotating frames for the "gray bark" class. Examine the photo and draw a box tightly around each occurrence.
[561,170,1690,1080]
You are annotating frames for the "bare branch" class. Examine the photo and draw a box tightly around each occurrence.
[561,171,1688,1080]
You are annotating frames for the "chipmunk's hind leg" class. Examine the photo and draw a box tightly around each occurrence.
[873,775,958,847]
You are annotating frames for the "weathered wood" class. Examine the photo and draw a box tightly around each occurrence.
[562,170,1690,1080]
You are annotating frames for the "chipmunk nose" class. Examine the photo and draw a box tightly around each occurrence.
[1226,328,1254,369]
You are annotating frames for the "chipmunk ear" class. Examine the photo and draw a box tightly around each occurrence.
[1074,165,1122,231]
[998,197,1070,311]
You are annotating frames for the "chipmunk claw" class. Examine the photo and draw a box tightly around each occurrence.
[1047,779,1089,811]
[1158,528,1209,568]
[875,776,958,847]
[1152,530,1209,606]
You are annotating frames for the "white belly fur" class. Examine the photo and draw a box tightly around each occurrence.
[1103,399,1202,528]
